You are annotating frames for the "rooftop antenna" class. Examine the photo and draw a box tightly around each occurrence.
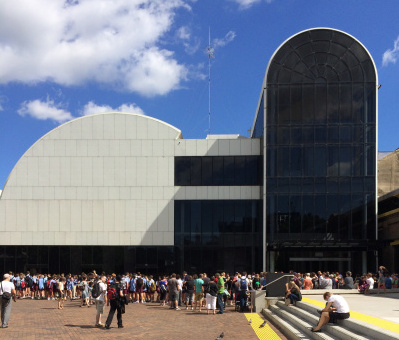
[208,27,214,136]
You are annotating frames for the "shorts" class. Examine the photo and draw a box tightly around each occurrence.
[185,292,194,303]
[95,300,105,314]
[195,292,204,301]
[169,291,178,302]
[123,288,128,295]
[136,286,143,293]
[329,312,350,322]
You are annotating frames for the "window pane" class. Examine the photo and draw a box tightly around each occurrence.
[175,157,190,185]
[223,157,235,185]
[191,157,202,186]
[212,157,224,185]
[202,157,213,185]
[315,84,327,123]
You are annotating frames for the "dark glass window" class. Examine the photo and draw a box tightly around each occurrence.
[174,200,263,273]
[175,156,262,186]
[264,28,377,246]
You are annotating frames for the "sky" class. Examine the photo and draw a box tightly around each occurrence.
[1,0,399,190]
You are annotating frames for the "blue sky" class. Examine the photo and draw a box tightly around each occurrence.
[1,0,399,190]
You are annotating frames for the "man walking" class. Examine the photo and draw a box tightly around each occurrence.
[215,273,225,314]
[0,273,17,328]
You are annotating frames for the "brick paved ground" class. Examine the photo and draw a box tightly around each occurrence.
[0,299,287,339]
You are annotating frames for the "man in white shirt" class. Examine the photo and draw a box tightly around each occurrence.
[0,273,17,328]
[311,292,350,332]
[365,273,374,294]
[95,276,108,327]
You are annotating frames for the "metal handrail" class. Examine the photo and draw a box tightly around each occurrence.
[264,274,294,287]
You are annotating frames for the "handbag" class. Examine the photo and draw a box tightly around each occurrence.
[1,282,12,300]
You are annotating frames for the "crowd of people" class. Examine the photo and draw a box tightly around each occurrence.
[0,266,396,330]
[287,266,397,295]
[0,270,262,329]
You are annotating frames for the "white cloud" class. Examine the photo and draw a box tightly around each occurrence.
[18,98,73,123]
[81,101,145,116]
[232,0,273,9]
[213,31,236,50]
[383,35,399,66]
[176,26,201,55]
[0,0,190,96]
[177,26,191,40]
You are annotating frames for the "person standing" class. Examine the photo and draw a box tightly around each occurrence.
[303,273,313,290]
[94,275,108,327]
[167,273,180,310]
[237,272,250,313]
[205,276,218,315]
[193,274,204,312]
[0,273,17,328]
[343,271,354,289]
[57,277,65,309]
[215,273,225,314]
[80,275,90,307]
[105,275,125,329]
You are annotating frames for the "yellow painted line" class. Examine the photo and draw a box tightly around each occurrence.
[302,297,399,334]
[245,312,281,340]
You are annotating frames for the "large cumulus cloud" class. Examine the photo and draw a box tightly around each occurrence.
[0,0,189,96]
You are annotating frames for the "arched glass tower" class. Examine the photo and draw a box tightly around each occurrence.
[252,28,378,272]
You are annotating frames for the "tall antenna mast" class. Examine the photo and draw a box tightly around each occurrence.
[208,27,214,136]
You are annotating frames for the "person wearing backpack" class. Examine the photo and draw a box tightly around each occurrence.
[0,274,17,328]
[135,273,145,303]
[105,275,124,329]
[236,272,250,313]
[93,276,107,327]
[80,275,90,308]
[158,276,168,306]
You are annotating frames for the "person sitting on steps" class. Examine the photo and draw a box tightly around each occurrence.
[311,292,350,332]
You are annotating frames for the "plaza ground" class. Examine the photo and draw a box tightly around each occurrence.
[0,298,286,339]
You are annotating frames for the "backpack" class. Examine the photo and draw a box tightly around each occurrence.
[46,280,51,289]
[240,277,248,290]
[150,281,156,292]
[78,282,86,291]
[92,281,101,298]
[107,283,120,301]
[159,283,167,294]
[136,277,143,287]
[53,282,59,291]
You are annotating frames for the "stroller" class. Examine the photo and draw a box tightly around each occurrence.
[235,290,251,312]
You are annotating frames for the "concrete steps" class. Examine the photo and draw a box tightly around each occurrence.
[262,299,399,340]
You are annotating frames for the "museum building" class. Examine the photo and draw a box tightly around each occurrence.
[0,27,378,275]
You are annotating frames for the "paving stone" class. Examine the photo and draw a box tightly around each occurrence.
[0,299,286,339]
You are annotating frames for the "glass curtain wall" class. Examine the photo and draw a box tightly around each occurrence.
[174,200,263,274]
[262,29,377,270]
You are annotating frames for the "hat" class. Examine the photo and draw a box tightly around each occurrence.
[3,273,10,279]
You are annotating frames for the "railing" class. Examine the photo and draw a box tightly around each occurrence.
[264,274,294,288]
